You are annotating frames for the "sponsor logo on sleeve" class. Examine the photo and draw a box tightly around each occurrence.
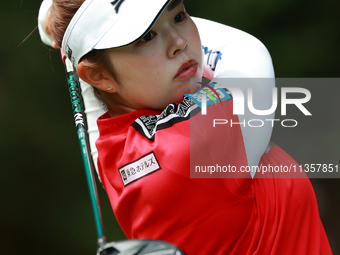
[119,152,161,186]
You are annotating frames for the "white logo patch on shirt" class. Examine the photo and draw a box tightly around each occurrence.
[119,152,161,186]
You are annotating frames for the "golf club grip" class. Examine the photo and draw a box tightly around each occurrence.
[64,58,107,247]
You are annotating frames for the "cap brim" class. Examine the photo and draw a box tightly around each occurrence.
[62,0,172,66]
[95,0,172,49]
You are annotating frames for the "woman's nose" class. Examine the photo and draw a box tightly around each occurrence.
[167,28,188,58]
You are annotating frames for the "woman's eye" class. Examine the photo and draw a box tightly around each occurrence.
[140,31,156,42]
[174,11,186,23]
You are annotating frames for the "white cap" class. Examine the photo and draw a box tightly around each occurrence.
[62,0,172,67]
[38,0,53,47]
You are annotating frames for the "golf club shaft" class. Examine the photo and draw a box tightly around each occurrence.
[64,57,107,248]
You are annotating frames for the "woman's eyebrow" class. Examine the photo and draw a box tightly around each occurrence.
[167,0,183,12]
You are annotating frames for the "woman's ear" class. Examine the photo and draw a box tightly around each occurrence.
[77,61,118,93]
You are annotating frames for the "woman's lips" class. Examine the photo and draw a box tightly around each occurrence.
[175,60,198,80]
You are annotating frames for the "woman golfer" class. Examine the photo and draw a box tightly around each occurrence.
[41,0,332,254]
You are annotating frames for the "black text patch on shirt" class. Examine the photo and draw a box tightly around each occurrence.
[119,152,161,186]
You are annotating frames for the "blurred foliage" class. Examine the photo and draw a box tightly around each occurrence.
[1,0,339,254]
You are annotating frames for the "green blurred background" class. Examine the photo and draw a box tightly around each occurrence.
[1,0,339,254]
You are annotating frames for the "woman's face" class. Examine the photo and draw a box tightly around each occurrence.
[106,0,203,112]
